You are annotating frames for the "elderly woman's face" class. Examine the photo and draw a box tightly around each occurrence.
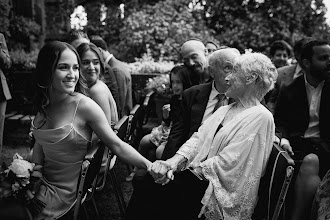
[225,67,246,98]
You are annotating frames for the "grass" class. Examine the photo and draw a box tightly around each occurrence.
[0,120,134,220]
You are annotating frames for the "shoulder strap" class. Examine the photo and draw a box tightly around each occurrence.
[72,96,84,123]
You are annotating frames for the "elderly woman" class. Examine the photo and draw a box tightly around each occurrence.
[149,52,278,220]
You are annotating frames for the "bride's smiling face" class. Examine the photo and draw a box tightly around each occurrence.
[52,49,80,94]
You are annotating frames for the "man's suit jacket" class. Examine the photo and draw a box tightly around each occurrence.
[108,56,132,118]
[267,64,302,113]
[103,62,120,112]
[277,64,301,88]
[274,74,330,141]
[0,33,11,102]
[161,82,212,160]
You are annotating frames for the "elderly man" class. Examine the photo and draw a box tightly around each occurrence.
[181,39,211,84]
[274,39,330,220]
[126,48,240,219]
[161,48,240,160]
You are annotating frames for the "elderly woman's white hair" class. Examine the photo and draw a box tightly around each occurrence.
[233,52,278,100]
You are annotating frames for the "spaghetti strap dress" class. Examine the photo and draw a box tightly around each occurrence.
[31,97,91,220]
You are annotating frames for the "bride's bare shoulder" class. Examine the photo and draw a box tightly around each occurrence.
[73,93,101,114]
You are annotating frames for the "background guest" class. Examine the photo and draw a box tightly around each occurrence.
[90,35,120,112]
[76,42,119,189]
[274,39,330,220]
[93,36,132,118]
[66,30,90,49]
[181,39,210,84]
[269,39,293,68]
[264,39,292,103]
[76,42,118,126]
[0,33,12,153]
[205,40,219,54]
[267,37,313,114]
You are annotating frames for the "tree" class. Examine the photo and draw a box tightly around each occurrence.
[0,0,11,37]
[200,0,329,54]
[117,0,215,62]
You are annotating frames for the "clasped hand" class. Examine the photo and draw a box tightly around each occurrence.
[148,160,174,185]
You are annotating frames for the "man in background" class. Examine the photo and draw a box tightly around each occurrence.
[66,30,90,49]
[275,39,330,220]
[91,35,132,117]
[181,39,211,84]
[267,38,312,114]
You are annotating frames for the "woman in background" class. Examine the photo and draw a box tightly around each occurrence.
[76,42,119,189]
[76,42,118,126]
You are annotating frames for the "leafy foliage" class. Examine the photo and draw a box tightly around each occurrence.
[9,49,39,71]
[9,15,41,50]
[78,0,329,62]
[117,0,214,62]
[145,74,171,98]
[0,0,11,36]
[127,46,174,75]
[200,0,329,54]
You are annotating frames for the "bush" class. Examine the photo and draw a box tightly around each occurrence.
[127,48,175,75]
[9,49,39,71]
[145,74,171,97]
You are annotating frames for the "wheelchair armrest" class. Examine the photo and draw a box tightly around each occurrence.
[130,104,141,115]
[143,91,155,107]
[84,142,101,161]
[273,143,295,166]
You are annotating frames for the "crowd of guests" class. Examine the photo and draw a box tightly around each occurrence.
[0,30,330,220]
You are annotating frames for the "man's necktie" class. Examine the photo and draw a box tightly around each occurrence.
[212,94,226,113]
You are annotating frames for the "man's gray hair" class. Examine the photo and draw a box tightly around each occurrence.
[208,48,240,67]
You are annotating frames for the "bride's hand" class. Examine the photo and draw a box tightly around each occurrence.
[148,160,173,184]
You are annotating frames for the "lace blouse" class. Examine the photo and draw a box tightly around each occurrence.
[177,103,275,219]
